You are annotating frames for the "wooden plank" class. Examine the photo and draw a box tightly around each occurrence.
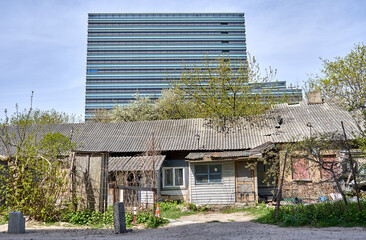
[108,184,156,192]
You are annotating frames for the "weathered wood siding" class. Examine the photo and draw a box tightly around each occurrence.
[189,161,235,205]
[74,153,108,212]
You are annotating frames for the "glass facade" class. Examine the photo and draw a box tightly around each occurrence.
[85,13,302,120]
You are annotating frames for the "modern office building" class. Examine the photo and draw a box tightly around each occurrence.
[85,13,301,119]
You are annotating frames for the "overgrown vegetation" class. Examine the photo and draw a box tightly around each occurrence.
[61,206,114,228]
[0,98,78,221]
[60,206,168,229]
[256,202,366,227]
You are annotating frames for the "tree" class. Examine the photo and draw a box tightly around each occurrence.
[94,55,288,127]
[306,43,366,131]
[100,89,197,122]
[0,103,77,221]
[91,109,113,123]
[110,94,161,122]
[155,88,197,120]
[172,56,279,129]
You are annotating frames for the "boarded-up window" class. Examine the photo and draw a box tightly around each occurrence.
[321,155,336,180]
[292,158,310,180]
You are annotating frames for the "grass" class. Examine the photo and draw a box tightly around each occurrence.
[221,206,248,214]
[254,201,366,227]
[159,201,198,219]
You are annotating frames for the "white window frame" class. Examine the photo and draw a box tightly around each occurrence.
[162,167,185,188]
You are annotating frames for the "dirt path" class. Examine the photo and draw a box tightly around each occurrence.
[1,212,366,240]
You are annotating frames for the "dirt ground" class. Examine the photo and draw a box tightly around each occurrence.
[1,212,366,240]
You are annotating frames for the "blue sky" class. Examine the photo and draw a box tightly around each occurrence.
[0,0,365,119]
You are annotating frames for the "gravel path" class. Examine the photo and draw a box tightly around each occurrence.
[1,212,366,240]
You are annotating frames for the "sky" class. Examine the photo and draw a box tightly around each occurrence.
[0,0,365,120]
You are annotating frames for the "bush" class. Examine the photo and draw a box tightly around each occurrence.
[256,201,366,227]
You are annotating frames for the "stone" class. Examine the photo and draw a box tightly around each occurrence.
[8,211,25,234]
[113,202,126,234]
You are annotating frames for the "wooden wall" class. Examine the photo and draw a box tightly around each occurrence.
[189,161,236,205]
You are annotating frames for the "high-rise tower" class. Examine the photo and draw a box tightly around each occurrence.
[85,13,301,120]
[85,13,248,119]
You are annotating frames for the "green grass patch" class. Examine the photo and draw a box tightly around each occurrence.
[255,201,366,227]
[159,201,198,219]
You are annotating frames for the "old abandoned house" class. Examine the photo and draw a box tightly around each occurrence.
[0,99,364,211]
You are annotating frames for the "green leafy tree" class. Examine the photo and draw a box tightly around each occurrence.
[306,43,366,131]
[94,56,288,126]
[155,88,197,120]
[172,56,279,129]
[0,105,77,221]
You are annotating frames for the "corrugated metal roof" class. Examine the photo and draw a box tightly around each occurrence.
[0,101,361,155]
[108,155,165,171]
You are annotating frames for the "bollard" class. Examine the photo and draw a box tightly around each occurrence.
[113,202,127,234]
[155,204,160,218]
[133,207,137,224]
[8,211,25,234]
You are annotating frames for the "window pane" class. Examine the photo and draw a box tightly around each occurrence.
[195,165,208,174]
[196,174,209,184]
[209,165,221,174]
[164,169,173,186]
[175,168,183,186]
[210,174,222,183]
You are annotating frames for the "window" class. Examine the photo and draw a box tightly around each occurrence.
[292,158,310,180]
[195,164,222,184]
[163,167,184,187]
[320,155,337,180]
